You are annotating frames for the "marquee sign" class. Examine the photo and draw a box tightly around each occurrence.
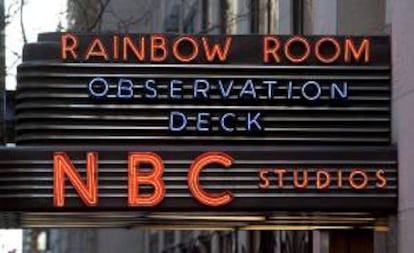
[0,146,396,211]
[16,34,390,145]
[0,34,395,226]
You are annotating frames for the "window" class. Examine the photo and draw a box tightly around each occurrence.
[150,233,159,253]
[303,0,390,35]
[184,6,197,33]
[165,4,180,33]
[164,231,175,248]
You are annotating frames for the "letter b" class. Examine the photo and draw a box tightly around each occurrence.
[117,79,134,99]
[128,153,165,206]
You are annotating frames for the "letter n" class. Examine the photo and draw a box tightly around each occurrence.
[53,152,98,207]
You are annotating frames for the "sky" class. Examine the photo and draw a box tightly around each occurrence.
[5,0,67,90]
[0,230,22,253]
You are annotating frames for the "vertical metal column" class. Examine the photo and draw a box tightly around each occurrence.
[267,0,272,33]
[0,0,5,145]
[292,0,304,34]
[219,0,228,34]
[233,229,239,253]
[201,0,209,33]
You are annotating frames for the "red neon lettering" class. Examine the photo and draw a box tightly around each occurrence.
[202,37,232,62]
[150,35,168,62]
[263,36,281,63]
[85,37,109,61]
[53,152,98,207]
[61,33,79,60]
[128,152,165,207]
[315,37,341,63]
[188,152,234,206]
[284,36,310,63]
[349,169,368,189]
[172,36,199,62]
[123,36,145,61]
[345,38,370,63]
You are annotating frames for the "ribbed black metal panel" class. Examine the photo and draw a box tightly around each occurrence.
[19,212,389,228]
[0,213,20,228]
[15,35,391,145]
[0,146,397,212]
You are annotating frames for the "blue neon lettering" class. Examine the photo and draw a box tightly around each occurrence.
[221,113,236,132]
[196,113,210,131]
[117,79,134,99]
[239,79,257,99]
[88,77,109,98]
[169,111,187,131]
[301,81,321,101]
[218,80,234,99]
[194,79,210,99]
[330,82,348,99]
[144,79,158,99]
[169,80,183,99]
[247,112,262,131]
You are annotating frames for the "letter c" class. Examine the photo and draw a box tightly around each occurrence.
[221,113,236,132]
[188,152,234,206]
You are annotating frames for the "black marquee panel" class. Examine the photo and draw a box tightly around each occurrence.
[0,34,396,227]
[15,35,391,145]
[0,146,396,212]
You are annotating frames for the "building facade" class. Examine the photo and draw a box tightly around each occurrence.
[18,0,407,253]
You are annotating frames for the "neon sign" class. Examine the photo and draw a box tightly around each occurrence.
[61,34,370,64]
[53,152,388,208]
[58,34,372,134]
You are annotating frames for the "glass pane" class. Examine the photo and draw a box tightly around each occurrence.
[303,0,391,35]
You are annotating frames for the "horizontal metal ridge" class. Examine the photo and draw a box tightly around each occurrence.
[15,124,390,133]
[0,144,396,152]
[0,176,397,182]
[19,211,388,228]
[17,72,391,80]
[15,113,390,122]
[15,134,390,142]
[0,168,398,173]
[15,103,390,111]
[0,184,397,189]
[18,62,392,70]
[0,159,397,164]
[0,193,398,198]
[15,94,391,101]
[16,83,392,90]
